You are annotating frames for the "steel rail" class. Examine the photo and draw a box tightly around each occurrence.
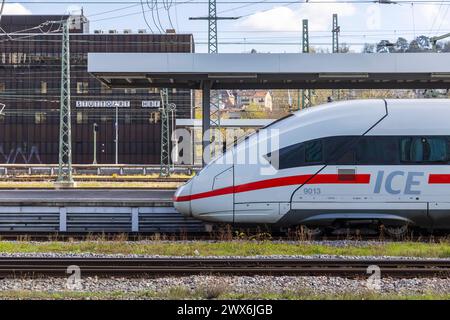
[0,258,449,278]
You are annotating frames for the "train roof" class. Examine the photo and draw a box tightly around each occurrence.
[259,99,450,150]
[291,98,450,118]
[372,99,450,136]
[224,98,450,164]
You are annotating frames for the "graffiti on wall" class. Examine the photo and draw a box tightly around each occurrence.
[0,144,42,164]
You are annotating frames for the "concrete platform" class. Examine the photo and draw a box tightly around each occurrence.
[0,189,175,206]
[0,189,204,233]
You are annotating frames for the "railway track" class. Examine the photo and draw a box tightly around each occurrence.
[0,257,449,278]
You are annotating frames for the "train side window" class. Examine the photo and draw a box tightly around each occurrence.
[336,148,356,164]
[277,143,305,170]
[324,136,358,165]
[357,136,399,165]
[400,137,448,163]
[270,139,324,169]
[305,140,322,163]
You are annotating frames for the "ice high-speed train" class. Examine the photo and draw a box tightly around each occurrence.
[174,99,450,235]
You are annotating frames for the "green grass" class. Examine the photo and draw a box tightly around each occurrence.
[0,288,449,300]
[0,240,450,258]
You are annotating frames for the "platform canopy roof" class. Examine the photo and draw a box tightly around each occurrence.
[176,118,274,128]
[88,53,450,89]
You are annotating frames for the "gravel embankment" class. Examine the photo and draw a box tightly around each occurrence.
[0,275,449,296]
[0,249,448,297]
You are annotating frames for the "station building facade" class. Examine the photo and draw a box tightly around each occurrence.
[0,15,194,164]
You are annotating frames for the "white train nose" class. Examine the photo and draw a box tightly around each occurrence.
[173,182,192,217]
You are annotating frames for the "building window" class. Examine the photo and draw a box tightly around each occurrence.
[35,112,46,124]
[76,82,88,94]
[149,112,160,124]
[0,83,5,92]
[124,88,136,94]
[76,112,87,124]
[148,87,160,94]
[40,81,47,94]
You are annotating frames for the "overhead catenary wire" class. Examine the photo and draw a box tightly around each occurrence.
[146,0,161,33]
[436,4,450,34]
[87,3,141,17]
[2,27,446,44]
[0,18,70,43]
[7,1,448,25]
[0,38,442,45]
[92,0,196,23]
[1,1,449,107]
[428,1,444,35]
[154,1,166,32]
[163,0,175,30]
[174,0,180,30]
[140,0,155,33]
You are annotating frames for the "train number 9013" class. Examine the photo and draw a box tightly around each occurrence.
[303,187,321,195]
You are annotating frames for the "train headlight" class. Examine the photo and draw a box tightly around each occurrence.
[173,182,192,217]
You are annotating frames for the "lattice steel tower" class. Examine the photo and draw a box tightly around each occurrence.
[332,13,340,101]
[332,13,340,55]
[208,0,218,54]
[159,88,176,177]
[301,19,312,109]
[207,0,220,148]
[55,20,74,187]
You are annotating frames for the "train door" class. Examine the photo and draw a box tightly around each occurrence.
[233,161,290,224]
[213,166,235,222]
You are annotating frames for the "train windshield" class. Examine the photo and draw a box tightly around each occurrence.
[201,114,296,172]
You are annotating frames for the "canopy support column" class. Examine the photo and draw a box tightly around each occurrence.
[202,81,211,166]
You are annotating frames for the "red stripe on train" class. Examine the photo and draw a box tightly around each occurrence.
[173,173,371,202]
[428,174,450,184]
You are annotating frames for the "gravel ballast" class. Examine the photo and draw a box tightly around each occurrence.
[0,275,449,296]
[0,252,448,298]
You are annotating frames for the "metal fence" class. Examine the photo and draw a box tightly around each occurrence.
[0,164,201,176]
[0,205,205,233]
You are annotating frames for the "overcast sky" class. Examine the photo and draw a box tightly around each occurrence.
[3,0,450,53]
